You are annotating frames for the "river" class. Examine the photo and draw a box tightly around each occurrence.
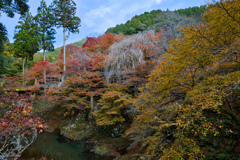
[19,132,115,160]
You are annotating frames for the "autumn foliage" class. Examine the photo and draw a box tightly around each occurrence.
[3,1,240,159]
[82,36,101,50]
[26,59,61,84]
[0,81,46,159]
[93,84,133,126]
[125,1,240,159]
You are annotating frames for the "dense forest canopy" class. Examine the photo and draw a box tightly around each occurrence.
[1,0,240,159]
[106,6,206,35]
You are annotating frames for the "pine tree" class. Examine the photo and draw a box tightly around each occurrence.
[13,12,40,86]
[51,0,81,77]
[35,0,56,92]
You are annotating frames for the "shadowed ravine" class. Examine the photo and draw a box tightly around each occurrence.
[19,132,115,160]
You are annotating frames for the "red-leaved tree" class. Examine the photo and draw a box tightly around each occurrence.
[82,33,125,71]
[0,79,46,159]
[82,37,101,51]
[26,59,61,86]
[55,44,91,74]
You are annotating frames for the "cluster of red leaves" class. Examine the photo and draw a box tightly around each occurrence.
[58,44,82,60]
[68,70,105,97]
[82,33,124,70]
[55,44,91,74]
[82,36,101,50]
[0,105,45,136]
[26,59,61,83]
[55,34,121,73]
[83,33,124,54]
[87,52,107,70]
[0,92,47,136]
[97,33,116,52]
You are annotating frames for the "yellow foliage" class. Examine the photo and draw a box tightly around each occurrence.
[93,85,133,126]
[126,0,240,159]
[160,135,204,160]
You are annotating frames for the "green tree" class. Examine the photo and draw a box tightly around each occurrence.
[106,27,114,33]
[51,0,81,75]
[14,12,40,86]
[131,17,141,29]
[0,23,7,75]
[0,0,29,68]
[35,0,56,92]
[137,23,147,31]
[0,0,29,18]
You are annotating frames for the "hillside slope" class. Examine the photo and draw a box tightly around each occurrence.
[106,6,206,35]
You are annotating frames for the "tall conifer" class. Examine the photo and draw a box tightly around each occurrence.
[13,12,40,86]
[51,0,81,77]
[35,0,56,92]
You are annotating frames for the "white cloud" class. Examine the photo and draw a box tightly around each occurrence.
[82,0,164,33]
[154,0,164,4]
[86,6,114,18]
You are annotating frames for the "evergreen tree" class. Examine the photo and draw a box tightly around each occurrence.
[0,0,29,18]
[0,0,29,75]
[51,0,81,76]
[0,23,7,75]
[13,12,40,86]
[35,0,56,92]
[0,0,29,40]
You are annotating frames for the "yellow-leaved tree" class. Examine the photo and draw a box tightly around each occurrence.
[93,84,133,126]
[125,0,240,159]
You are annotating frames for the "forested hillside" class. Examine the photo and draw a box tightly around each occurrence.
[1,0,240,159]
[106,6,206,35]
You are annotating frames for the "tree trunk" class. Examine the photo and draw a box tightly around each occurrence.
[25,57,28,74]
[43,49,46,93]
[63,27,66,79]
[91,95,94,111]
[88,96,94,121]
[22,57,25,87]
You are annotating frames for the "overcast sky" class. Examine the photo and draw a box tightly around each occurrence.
[1,0,206,48]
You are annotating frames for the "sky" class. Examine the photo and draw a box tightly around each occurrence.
[1,0,206,48]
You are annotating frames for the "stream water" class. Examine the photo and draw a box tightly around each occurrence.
[19,132,115,160]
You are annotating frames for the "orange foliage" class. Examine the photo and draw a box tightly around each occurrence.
[26,59,61,84]
[82,33,126,71]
